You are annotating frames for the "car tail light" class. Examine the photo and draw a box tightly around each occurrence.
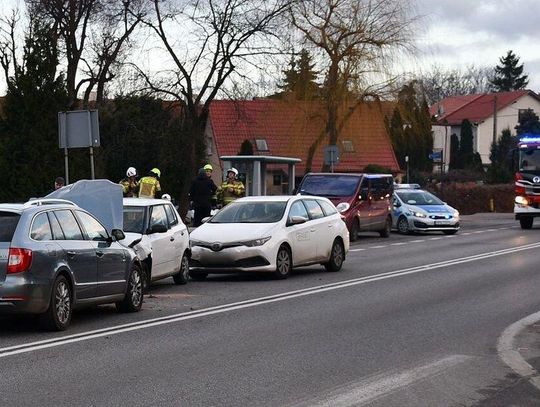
[7,248,33,274]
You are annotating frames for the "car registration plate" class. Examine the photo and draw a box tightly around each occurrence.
[434,220,452,225]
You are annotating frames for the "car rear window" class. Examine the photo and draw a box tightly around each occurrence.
[0,211,20,241]
[299,175,360,197]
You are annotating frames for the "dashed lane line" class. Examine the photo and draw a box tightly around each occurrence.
[2,241,540,360]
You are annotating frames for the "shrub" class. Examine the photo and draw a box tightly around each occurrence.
[425,182,514,214]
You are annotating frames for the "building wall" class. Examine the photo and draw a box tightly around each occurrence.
[477,94,540,163]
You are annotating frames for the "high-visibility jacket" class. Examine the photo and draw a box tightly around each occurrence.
[217,180,245,205]
[138,176,161,198]
[120,177,139,197]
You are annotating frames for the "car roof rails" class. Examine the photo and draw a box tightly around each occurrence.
[395,183,421,189]
[23,198,77,208]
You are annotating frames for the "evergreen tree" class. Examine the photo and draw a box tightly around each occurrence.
[486,128,517,183]
[391,82,433,173]
[515,108,540,135]
[449,133,460,170]
[278,49,320,100]
[0,20,68,201]
[99,96,192,207]
[459,119,474,157]
[238,140,254,155]
[490,50,529,92]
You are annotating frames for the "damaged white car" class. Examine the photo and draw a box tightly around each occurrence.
[123,198,190,289]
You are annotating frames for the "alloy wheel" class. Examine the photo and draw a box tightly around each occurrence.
[55,281,71,325]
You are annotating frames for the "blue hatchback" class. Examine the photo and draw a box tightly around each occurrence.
[391,188,460,235]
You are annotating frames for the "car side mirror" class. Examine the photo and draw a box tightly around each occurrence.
[201,216,211,224]
[360,191,368,201]
[393,201,401,208]
[111,228,125,241]
[148,224,168,234]
[287,215,308,226]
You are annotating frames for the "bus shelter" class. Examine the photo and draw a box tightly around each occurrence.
[220,155,301,196]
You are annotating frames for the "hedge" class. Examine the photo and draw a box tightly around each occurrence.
[425,183,514,215]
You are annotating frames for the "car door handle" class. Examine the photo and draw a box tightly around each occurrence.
[310,229,316,232]
[67,251,76,257]
[170,237,175,241]
[96,250,104,258]
[328,224,333,228]
[181,231,185,236]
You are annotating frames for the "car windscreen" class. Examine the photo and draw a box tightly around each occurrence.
[396,191,444,206]
[0,211,21,241]
[210,201,287,223]
[519,148,540,173]
[299,175,360,197]
[123,206,146,233]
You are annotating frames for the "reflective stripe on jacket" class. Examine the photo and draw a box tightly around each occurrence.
[138,176,161,198]
[217,180,245,205]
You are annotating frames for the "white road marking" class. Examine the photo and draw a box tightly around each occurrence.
[391,242,407,246]
[462,233,471,236]
[291,355,472,407]
[429,237,442,240]
[410,240,425,243]
[369,245,387,249]
[471,230,485,234]
[498,310,540,391]
[349,248,365,252]
[2,241,540,359]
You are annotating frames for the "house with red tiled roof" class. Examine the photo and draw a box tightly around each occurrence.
[430,90,540,169]
[204,99,400,193]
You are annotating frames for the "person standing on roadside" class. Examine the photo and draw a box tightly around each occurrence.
[138,168,162,198]
[217,167,245,206]
[119,167,139,197]
[189,164,217,227]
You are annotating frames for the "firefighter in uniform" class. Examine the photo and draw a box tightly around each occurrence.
[217,167,245,206]
[138,168,162,198]
[119,167,139,197]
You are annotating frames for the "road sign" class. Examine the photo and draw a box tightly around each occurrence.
[324,145,340,166]
[429,150,443,162]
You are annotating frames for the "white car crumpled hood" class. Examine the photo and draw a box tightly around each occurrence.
[121,232,152,260]
[190,223,276,244]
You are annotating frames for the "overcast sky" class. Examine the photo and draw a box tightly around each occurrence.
[0,0,539,96]
[413,0,540,92]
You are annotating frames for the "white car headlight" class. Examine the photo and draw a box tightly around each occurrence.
[242,236,271,247]
[412,211,426,218]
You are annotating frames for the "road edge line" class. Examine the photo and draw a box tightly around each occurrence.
[497,311,540,390]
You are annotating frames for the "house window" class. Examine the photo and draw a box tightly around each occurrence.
[273,174,282,186]
[255,139,269,151]
[341,140,355,153]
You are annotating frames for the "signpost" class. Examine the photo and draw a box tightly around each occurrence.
[58,110,100,183]
[324,145,340,173]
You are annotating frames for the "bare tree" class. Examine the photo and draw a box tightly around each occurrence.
[291,0,417,171]
[26,0,145,108]
[0,8,22,89]
[133,0,290,168]
[415,64,494,106]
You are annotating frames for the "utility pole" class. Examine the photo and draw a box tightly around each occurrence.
[492,94,498,145]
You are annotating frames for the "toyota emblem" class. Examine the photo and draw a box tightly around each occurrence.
[211,242,223,252]
[534,176,540,184]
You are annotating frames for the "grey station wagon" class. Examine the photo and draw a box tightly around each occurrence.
[0,199,143,331]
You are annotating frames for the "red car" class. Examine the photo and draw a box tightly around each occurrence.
[297,173,394,241]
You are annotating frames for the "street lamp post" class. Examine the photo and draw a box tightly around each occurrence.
[405,155,409,183]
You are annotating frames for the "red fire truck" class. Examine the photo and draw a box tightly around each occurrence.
[514,134,540,229]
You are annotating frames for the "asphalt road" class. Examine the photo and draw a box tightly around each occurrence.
[2,213,540,406]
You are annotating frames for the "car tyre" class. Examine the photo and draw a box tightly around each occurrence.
[349,219,359,242]
[189,271,208,281]
[116,265,143,313]
[379,216,392,238]
[443,230,458,235]
[274,245,292,279]
[40,275,72,331]
[397,216,410,234]
[173,252,190,285]
[520,217,534,229]
[324,239,345,272]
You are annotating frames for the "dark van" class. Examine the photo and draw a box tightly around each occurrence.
[297,173,394,241]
